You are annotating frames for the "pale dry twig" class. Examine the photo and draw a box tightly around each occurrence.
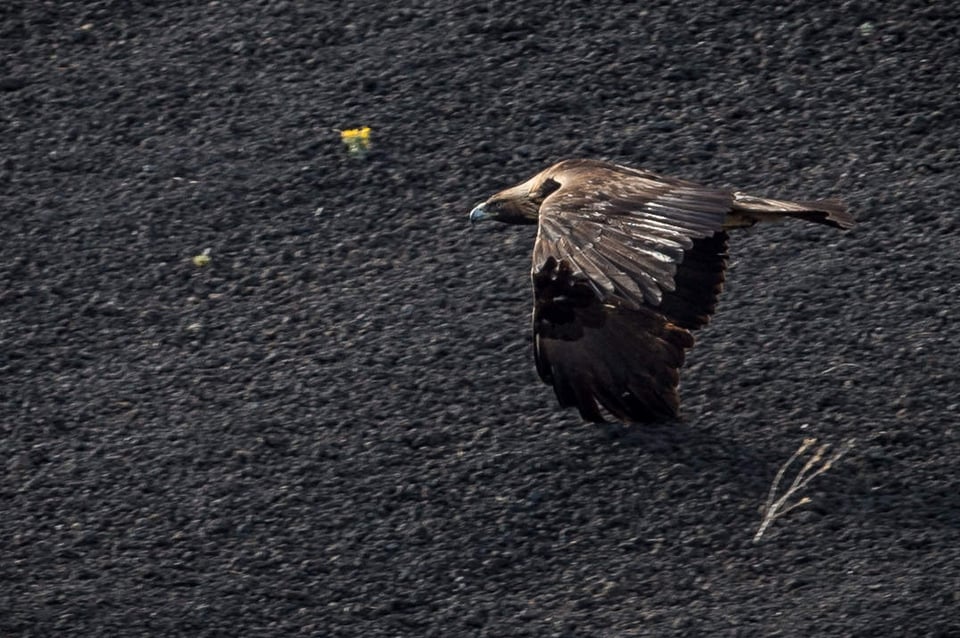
[754,437,855,542]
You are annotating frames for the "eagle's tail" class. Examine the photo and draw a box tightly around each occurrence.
[730,193,855,230]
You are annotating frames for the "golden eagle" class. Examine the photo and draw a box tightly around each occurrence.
[469,159,854,424]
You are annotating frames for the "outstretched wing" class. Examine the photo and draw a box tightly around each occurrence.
[531,162,730,423]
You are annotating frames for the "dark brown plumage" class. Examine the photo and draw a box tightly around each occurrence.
[469,158,854,424]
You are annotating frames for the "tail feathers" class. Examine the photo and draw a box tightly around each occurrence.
[732,193,855,230]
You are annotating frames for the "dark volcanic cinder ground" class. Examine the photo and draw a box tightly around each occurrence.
[3,1,960,636]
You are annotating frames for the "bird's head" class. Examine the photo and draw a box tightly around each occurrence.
[469,197,538,226]
[469,175,560,226]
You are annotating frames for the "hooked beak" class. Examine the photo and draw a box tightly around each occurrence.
[469,202,489,225]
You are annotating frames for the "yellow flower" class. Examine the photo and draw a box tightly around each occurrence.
[341,127,372,156]
[340,126,371,141]
[192,253,211,267]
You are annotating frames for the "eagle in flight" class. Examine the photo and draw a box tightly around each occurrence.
[469,159,854,424]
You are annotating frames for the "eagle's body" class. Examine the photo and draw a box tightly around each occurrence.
[469,159,854,424]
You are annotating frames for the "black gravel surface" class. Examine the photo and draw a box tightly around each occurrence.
[3,1,959,635]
